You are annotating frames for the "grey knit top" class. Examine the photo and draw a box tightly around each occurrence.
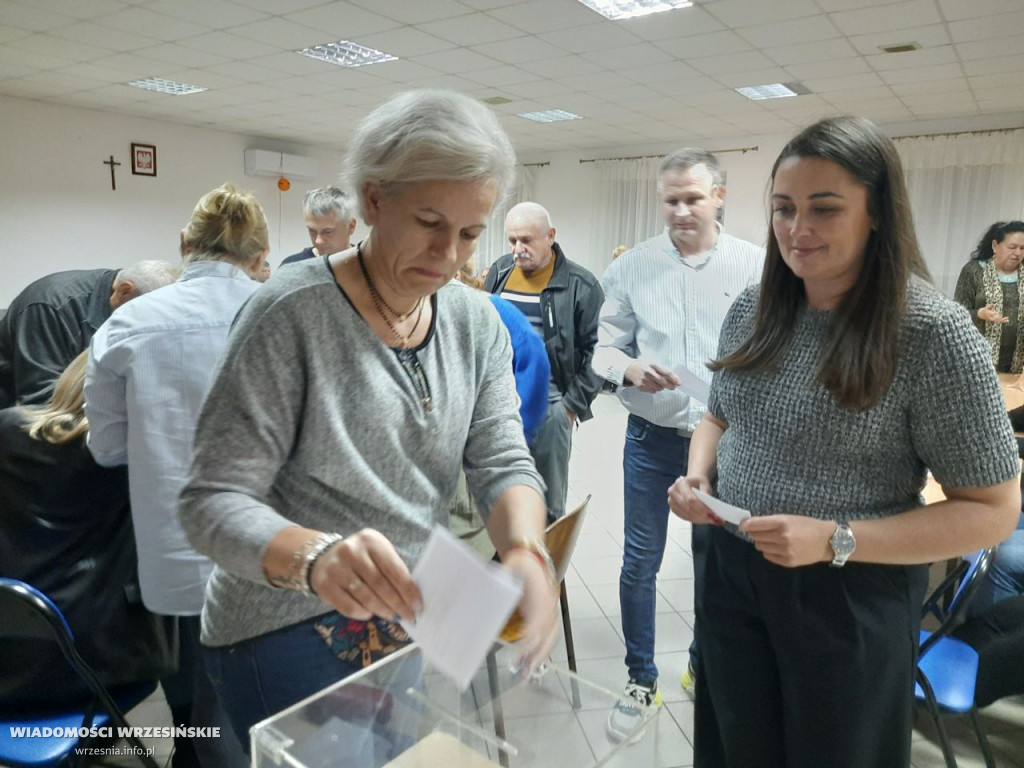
[708,282,1018,525]
[179,258,544,647]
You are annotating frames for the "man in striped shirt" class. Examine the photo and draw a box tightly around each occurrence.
[484,202,604,523]
[593,149,764,739]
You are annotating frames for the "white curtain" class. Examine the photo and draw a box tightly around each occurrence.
[476,165,537,273]
[590,157,665,276]
[895,131,1024,297]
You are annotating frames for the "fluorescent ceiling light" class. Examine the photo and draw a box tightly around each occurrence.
[127,77,207,95]
[575,0,693,21]
[296,40,397,68]
[518,109,583,123]
[735,82,810,101]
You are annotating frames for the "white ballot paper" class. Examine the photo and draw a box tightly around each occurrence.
[670,364,711,404]
[400,525,523,690]
[692,488,751,527]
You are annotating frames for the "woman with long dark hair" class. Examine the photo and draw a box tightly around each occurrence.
[954,220,1024,372]
[668,116,1020,768]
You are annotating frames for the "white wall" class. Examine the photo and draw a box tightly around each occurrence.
[513,133,790,281]
[0,94,356,307]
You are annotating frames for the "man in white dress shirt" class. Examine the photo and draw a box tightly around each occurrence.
[593,149,764,740]
[85,184,265,767]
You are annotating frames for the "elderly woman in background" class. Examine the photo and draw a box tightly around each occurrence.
[669,116,1019,768]
[954,220,1024,373]
[179,90,558,748]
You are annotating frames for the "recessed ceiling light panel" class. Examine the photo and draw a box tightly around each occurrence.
[296,40,397,68]
[517,109,583,123]
[127,77,207,95]
[575,0,693,21]
[735,82,810,101]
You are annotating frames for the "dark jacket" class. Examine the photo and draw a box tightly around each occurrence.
[484,244,604,422]
[281,247,316,266]
[0,409,176,712]
[0,268,118,408]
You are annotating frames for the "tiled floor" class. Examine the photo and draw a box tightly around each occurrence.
[51,391,1024,767]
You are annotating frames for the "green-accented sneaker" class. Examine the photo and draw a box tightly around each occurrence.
[681,661,696,698]
[605,678,662,743]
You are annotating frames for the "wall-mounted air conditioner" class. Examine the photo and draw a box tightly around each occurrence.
[244,149,317,180]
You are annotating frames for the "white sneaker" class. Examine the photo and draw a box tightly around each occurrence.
[605,678,661,743]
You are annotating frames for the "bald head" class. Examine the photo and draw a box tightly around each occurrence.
[506,202,556,276]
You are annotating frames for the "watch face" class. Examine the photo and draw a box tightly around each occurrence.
[831,527,855,556]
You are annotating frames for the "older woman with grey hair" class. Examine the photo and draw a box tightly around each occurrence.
[179,90,557,748]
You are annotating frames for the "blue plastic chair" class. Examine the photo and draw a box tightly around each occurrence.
[915,548,998,768]
[0,578,159,768]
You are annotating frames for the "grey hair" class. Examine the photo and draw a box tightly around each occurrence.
[342,90,517,223]
[303,186,355,221]
[658,147,723,188]
[506,201,553,231]
[114,260,181,294]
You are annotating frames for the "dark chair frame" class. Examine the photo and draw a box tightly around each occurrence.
[915,548,998,768]
[0,578,159,768]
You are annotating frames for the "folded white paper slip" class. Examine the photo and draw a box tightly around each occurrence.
[400,525,523,690]
[692,488,751,527]
[670,364,711,404]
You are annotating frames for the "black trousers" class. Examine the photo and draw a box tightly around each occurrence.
[695,526,928,768]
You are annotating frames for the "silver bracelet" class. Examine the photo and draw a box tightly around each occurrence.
[299,532,344,596]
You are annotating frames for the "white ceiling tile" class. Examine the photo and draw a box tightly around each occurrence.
[5,0,127,19]
[406,73,481,91]
[879,63,964,84]
[205,60,298,83]
[890,78,970,96]
[487,0,600,33]
[535,22,643,54]
[162,67,246,90]
[735,15,841,49]
[704,0,821,27]
[302,68,390,90]
[972,85,1024,104]
[0,3,78,32]
[48,21,161,52]
[471,34,563,64]
[356,27,458,57]
[899,90,971,107]
[4,33,116,62]
[820,86,895,102]
[802,71,887,92]
[688,50,779,76]
[829,0,942,36]
[346,0,474,25]
[93,7,213,41]
[865,45,958,71]
[142,42,229,68]
[653,30,753,59]
[908,103,980,118]
[461,63,541,87]
[937,0,1024,21]
[647,75,729,98]
[968,72,1024,90]
[11,69,110,94]
[178,31,280,59]
[230,18,329,49]
[846,24,951,56]
[555,70,635,92]
[410,47,502,74]
[963,54,1024,76]
[2,46,93,72]
[597,83,665,104]
[815,0,901,10]
[243,52,338,77]
[518,54,597,79]
[418,13,526,45]
[763,38,859,66]
[231,0,334,12]
[617,6,725,40]
[146,0,269,27]
[579,43,675,71]
[349,58,443,82]
[617,60,705,85]
[281,2,402,39]
[947,11,1024,43]
[714,67,794,88]
[500,78,576,99]
[0,24,31,44]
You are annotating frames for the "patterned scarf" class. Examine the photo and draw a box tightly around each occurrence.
[980,259,1024,373]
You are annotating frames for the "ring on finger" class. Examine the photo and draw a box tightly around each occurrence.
[348,577,363,592]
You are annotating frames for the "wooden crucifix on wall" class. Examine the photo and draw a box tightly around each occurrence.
[103,155,121,191]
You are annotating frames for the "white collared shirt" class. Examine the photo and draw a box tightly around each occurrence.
[592,228,764,433]
[85,260,260,615]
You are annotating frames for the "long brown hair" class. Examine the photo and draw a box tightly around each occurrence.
[21,351,89,444]
[711,115,931,410]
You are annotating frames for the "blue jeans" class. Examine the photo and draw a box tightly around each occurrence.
[620,415,690,682]
[204,614,364,756]
[969,513,1024,617]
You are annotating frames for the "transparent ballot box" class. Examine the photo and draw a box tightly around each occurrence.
[251,642,660,767]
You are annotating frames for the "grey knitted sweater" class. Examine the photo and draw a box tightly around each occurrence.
[708,282,1018,524]
[179,258,544,647]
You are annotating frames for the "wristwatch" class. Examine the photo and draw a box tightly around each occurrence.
[829,521,856,568]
